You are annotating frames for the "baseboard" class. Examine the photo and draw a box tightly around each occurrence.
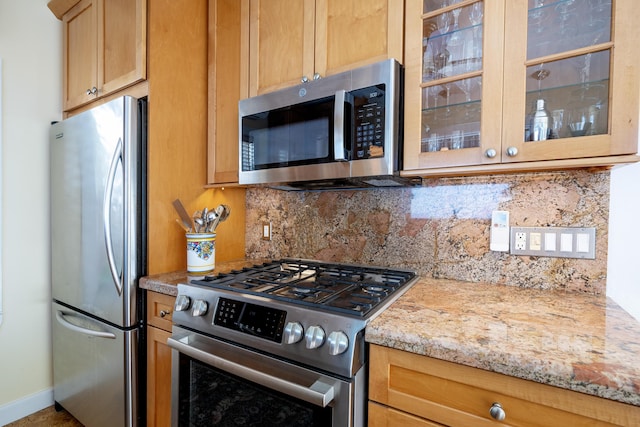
[0,388,53,426]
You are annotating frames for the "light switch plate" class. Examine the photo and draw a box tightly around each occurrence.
[510,227,596,259]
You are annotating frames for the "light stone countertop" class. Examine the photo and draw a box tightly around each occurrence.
[365,277,640,407]
[140,263,640,407]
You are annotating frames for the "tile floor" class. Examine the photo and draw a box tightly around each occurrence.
[4,406,83,427]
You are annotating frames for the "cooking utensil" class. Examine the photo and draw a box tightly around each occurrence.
[194,217,205,233]
[172,199,193,232]
[209,204,231,232]
[175,218,190,232]
[202,207,208,226]
[193,210,202,232]
[206,211,217,233]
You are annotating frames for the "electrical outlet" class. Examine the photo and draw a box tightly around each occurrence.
[261,222,271,241]
[514,232,527,250]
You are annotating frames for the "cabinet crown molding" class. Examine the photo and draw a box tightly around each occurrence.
[47,0,81,20]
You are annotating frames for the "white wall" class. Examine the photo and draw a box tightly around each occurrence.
[0,0,61,423]
[608,161,640,321]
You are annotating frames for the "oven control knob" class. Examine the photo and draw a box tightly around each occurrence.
[283,322,304,344]
[327,331,349,355]
[191,299,208,317]
[304,325,325,349]
[174,295,191,312]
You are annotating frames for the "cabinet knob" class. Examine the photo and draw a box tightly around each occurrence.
[86,87,98,96]
[485,148,497,158]
[301,76,309,83]
[159,310,171,318]
[489,402,506,421]
[506,146,518,157]
[313,73,322,81]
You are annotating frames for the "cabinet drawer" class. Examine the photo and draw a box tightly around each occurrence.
[146,291,175,331]
[369,344,640,427]
[369,401,443,427]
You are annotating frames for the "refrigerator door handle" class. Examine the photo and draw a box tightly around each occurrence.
[104,137,124,296]
[55,310,117,339]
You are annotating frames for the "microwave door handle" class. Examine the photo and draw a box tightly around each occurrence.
[333,90,347,161]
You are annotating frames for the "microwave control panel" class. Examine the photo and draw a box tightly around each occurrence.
[352,84,386,159]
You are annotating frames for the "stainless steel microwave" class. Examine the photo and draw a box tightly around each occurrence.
[238,59,418,190]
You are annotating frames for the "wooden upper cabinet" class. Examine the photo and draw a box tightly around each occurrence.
[57,0,146,111]
[244,0,404,97]
[63,0,97,110]
[208,0,243,185]
[402,0,640,176]
[100,0,146,97]
[316,0,404,78]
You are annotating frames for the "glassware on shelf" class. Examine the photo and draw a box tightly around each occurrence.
[551,109,564,139]
[555,0,578,37]
[451,130,464,149]
[468,1,483,57]
[528,0,550,36]
[566,97,605,137]
[528,98,552,141]
[527,0,612,60]
[427,133,440,152]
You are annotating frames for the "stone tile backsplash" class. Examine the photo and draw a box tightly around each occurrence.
[245,170,609,294]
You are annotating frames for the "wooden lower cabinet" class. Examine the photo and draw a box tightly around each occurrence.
[368,344,640,427]
[369,401,443,427]
[146,291,176,427]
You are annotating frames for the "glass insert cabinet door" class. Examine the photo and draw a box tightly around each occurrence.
[502,0,639,163]
[404,0,506,170]
[403,0,639,172]
[421,0,484,153]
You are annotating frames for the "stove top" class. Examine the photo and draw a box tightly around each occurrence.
[173,259,418,377]
[190,258,416,317]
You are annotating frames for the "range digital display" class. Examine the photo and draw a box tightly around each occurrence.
[214,297,287,342]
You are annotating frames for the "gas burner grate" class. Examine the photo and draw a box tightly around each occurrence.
[191,258,416,317]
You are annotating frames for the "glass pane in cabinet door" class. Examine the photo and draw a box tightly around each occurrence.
[423,1,483,82]
[421,76,482,152]
[527,0,612,60]
[523,50,610,141]
[420,0,483,153]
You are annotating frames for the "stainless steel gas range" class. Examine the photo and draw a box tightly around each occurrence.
[168,258,417,427]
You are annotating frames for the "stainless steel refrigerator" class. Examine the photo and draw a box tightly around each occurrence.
[50,96,147,427]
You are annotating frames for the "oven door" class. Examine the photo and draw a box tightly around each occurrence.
[168,326,365,427]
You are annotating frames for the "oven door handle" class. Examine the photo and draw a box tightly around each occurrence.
[167,335,336,407]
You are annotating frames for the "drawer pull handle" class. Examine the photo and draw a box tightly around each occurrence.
[160,310,171,318]
[489,402,506,421]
